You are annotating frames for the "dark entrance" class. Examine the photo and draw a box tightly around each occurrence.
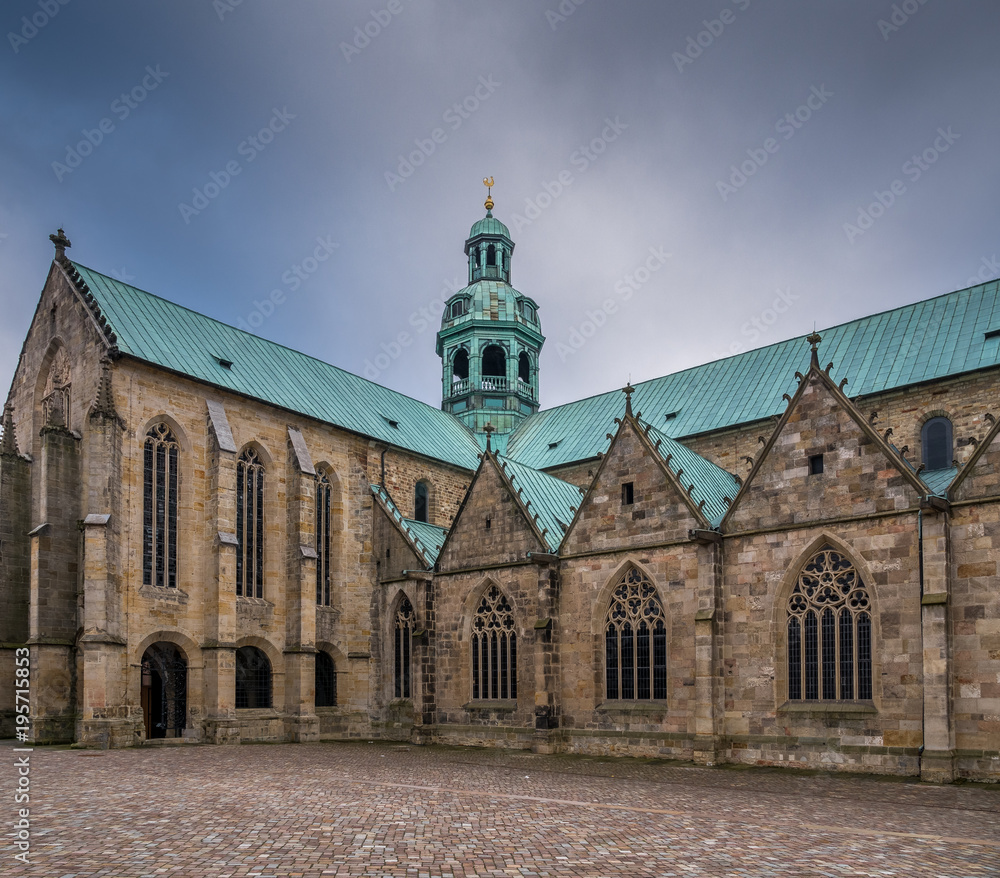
[141,642,187,739]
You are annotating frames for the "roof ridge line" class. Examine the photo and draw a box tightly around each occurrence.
[71,261,479,427]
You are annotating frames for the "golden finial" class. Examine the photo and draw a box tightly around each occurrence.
[483,176,494,213]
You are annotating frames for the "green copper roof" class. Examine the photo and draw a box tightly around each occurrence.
[370,484,447,565]
[496,454,582,552]
[921,466,958,497]
[508,280,1000,469]
[440,280,540,329]
[642,422,741,527]
[70,263,482,470]
[468,213,510,240]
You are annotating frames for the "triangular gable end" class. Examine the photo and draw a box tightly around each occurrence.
[561,413,707,556]
[723,356,926,532]
[371,490,427,578]
[949,411,1000,502]
[435,452,546,571]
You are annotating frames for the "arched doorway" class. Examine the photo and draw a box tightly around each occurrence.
[141,643,187,739]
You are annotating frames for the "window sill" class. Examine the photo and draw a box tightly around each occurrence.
[138,584,189,603]
[597,700,668,713]
[778,700,877,715]
[237,595,273,608]
[463,700,517,712]
[234,707,278,714]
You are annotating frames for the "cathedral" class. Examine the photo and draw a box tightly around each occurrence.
[1,193,999,784]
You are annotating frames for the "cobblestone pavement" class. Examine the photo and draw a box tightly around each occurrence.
[3,739,999,877]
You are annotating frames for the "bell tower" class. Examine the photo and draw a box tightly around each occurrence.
[437,180,544,434]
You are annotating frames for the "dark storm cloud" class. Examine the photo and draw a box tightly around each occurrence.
[1,0,998,411]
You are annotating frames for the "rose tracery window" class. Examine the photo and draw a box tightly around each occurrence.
[605,567,667,700]
[471,586,517,700]
[787,546,872,701]
[143,423,179,588]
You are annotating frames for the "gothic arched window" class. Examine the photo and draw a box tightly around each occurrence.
[414,481,429,523]
[605,567,667,700]
[316,470,333,606]
[236,447,264,598]
[471,586,517,700]
[787,546,873,701]
[487,244,497,266]
[143,423,179,588]
[315,651,337,707]
[395,597,414,699]
[235,646,272,709]
[921,417,953,470]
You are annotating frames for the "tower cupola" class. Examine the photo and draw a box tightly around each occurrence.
[436,180,544,434]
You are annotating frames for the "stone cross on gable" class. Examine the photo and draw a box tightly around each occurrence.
[483,422,495,453]
[622,382,635,417]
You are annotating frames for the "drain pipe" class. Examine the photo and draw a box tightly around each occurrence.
[917,503,925,773]
[380,447,387,488]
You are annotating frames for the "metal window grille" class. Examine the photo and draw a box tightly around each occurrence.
[143,424,179,588]
[236,448,264,599]
[316,472,332,606]
[235,646,271,709]
[141,643,187,738]
[605,567,667,701]
[787,546,873,701]
[315,651,337,707]
[471,585,517,700]
[395,597,413,699]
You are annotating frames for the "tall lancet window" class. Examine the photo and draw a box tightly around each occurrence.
[316,470,333,606]
[787,545,872,702]
[143,423,179,588]
[395,597,414,699]
[236,447,265,598]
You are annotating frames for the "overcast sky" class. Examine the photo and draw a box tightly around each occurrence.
[2,0,998,413]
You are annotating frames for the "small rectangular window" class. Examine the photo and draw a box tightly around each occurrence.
[809,454,824,475]
[622,482,634,505]
[485,516,491,530]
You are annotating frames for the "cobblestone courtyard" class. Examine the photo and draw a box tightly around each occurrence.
[3,739,998,877]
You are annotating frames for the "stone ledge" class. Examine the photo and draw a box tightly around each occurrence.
[777,700,877,716]
[597,701,669,714]
[463,700,517,712]
[138,584,189,604]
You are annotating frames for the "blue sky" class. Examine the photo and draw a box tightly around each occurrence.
[2,0,999,410]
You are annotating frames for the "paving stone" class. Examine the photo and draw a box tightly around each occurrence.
[2,740,998,876]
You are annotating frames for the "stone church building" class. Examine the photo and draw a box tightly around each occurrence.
[2,198,999,783]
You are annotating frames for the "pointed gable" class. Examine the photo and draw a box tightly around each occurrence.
[641,423,741,527]
[371,484,446,569]
[436,455,546,571]
[561,416,704,555]
[949,414,1000,502]
[495,455,581,552]
[724,363,925,532]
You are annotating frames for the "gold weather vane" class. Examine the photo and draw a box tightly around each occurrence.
[483,176,494,212]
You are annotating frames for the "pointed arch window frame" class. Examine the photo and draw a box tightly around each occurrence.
[316,469,333,606]
[143,423,179,589]
[471,585,517,701]
[603,566,668,701]
[236,447,265,599]
[785,545,874,704]
[394,596,414,700]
